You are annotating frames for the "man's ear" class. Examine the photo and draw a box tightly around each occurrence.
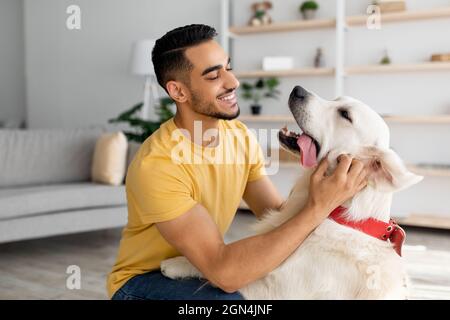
[358,146,423,192]
[166,81,188,103]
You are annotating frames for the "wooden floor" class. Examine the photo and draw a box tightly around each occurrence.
[0,211,449,300]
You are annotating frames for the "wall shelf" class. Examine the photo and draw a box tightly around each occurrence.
[229,7,450,36]
[408,165,450,178]
[268,159,450,178]
[347,7,450,27]
[239,115,294,123]
[266,159,450,177]
[394,214,450,230]
[229,18,335,35]
[234,62,450,79]
[346,62,450,75]
[383,115,450,124]
[234,67,334,78]
[239,114,450,124]
[240,200,450,231]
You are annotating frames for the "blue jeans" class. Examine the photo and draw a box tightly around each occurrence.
[111,270,245,300]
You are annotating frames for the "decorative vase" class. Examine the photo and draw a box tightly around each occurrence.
[251,105,262,115]
[302,9,316,20]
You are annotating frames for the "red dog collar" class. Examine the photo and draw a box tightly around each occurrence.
[329,206,405,257]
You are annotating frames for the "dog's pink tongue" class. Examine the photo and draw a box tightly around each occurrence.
[297,134,318,168]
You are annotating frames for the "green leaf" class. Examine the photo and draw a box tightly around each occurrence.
[109,102,143,123]
[241,82,253,91]
[265,77,280,89]
[300,1,319,11]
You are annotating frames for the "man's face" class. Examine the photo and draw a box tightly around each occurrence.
[184,40,240,120]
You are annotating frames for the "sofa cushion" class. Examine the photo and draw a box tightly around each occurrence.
[0,183,126,220]
[0,128,104,187]
[91,132,128,186]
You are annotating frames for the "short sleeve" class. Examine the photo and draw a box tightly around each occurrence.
[126,158,197,224]
[246,128,267,182]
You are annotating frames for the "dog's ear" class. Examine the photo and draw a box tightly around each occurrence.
[358,146,423,192]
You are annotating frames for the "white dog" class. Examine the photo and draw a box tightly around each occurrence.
[160,86,423,299]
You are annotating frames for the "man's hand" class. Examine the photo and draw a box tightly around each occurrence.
[306,154,368,222]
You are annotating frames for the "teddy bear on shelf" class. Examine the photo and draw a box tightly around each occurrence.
[248,1,273,26]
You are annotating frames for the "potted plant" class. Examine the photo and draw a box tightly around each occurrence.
[380,48,392,65]
[108,97,175,143]
[299,1,319,20]
[240,77,281,115]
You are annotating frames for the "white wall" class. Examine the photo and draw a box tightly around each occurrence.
[24,0,222,129]
[0,0,26,127]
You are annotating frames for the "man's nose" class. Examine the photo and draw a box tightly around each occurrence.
[224,70,240,90]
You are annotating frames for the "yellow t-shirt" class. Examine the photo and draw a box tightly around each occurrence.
[107,117,266,298]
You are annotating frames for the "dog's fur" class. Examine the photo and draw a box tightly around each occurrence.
[160,87,423,299]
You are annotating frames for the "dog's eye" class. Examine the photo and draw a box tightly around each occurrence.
[338,108,352,123]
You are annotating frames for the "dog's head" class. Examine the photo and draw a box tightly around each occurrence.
[279,85,423,193]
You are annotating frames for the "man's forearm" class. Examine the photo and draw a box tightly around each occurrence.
[215,204,324,292]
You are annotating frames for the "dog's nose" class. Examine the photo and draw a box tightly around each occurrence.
[292,86,308,100]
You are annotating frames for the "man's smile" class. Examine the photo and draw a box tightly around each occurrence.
[217,91,237,108]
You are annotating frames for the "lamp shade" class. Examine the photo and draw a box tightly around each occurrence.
[130,39,156,76]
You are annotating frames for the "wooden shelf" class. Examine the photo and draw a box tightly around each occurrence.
[229,7,450,35]
[408,165,450,178]
[239,115,294,123]
[229,18,335,35]
[239,114,450,124]
[235,63,450,79]
[240,204,450,231]
[261,147,450,177]
[394,214,450,230]
[383,115,450,124]
[268,161,450,177]
[347,7,450,26]
[346,62,450,75]
[234,67,334,78]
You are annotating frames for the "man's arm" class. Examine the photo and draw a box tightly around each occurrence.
[156,155,367,293]
[156,201,321,293]
[243,176,284,218]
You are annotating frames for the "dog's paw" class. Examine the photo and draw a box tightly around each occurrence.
[160,256,203,280]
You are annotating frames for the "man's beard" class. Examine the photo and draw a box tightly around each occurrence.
[191,89,240,121]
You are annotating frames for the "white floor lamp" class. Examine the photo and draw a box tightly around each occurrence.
[130,39,159,121]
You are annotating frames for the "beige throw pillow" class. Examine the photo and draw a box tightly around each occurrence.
[91,131,128,186]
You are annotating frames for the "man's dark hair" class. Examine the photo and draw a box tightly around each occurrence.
[152,24,218,92]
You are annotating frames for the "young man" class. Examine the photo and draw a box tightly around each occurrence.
[107,24,367,300]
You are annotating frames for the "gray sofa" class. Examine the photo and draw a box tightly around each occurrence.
[0,128,137,243]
